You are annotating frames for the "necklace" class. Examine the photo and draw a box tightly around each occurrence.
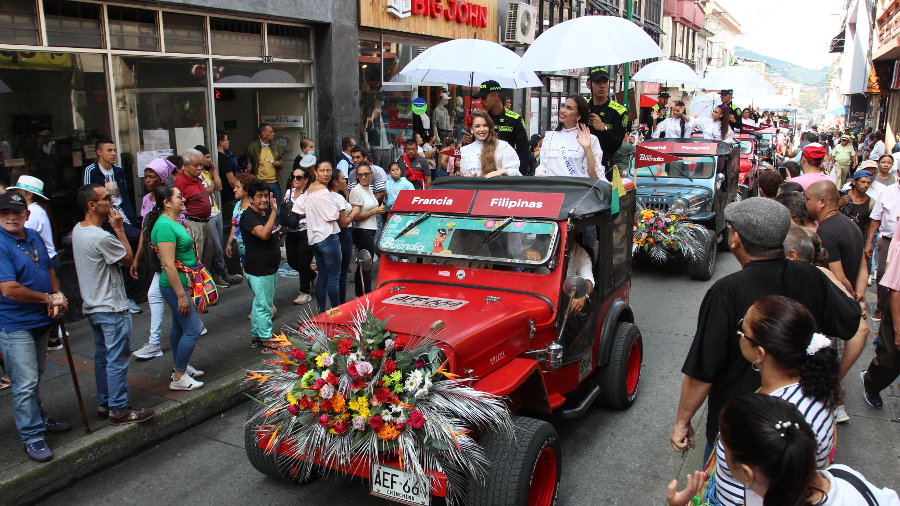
[14,240,40,264]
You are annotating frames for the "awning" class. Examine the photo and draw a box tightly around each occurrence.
[824,105,846,115]
[644,21,664,35]
[830,29,845,53]
[588,0,618,16]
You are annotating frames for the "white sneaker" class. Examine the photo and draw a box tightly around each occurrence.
[169,374,204,391]
[200,323,208,336]
[185,364,205,378]
[834,404,849,423]
[133,343,163,359]
[293,293,312,305]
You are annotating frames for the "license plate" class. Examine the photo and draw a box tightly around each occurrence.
[369,462,430,506]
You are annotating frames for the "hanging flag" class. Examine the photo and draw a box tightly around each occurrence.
[639,94,659,108]
[739,124,765,133]
[634,144,683,169]
[610,165,627,214]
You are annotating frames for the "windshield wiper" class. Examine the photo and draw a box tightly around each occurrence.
[394,212,431,239]
[477,217,514,249]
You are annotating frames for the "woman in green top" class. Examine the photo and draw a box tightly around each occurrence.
[146,184,205,391]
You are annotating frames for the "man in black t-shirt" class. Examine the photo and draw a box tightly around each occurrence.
[670,197,861,460]
[239,180,281,348]
[806,180,868,301]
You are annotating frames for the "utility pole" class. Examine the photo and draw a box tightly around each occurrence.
[623,0,633,111]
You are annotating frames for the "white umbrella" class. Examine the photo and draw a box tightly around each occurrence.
[399,38,541,89]
[689,92,720,119]
[517,15,663,71]
[699,66,775,99]
[382,74,446,91]
[631,60,700,85]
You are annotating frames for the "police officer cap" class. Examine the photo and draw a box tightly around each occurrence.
[588,67,611,82]
[723,197,791,249]
[719,89,733,95]
[473,80,503,98]
[658,92,670,98]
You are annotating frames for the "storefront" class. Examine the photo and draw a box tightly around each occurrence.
[357,0,498,168]
[0,0,357,315]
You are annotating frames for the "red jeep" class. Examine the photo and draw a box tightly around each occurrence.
[246,177,643,505]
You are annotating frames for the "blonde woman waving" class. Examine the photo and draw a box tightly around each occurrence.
[459,110,521,178]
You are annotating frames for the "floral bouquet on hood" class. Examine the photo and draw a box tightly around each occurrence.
[245,309,514,505]
[633,207,710,263]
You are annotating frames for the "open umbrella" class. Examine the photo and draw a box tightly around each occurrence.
[517,15,663,71]
[689,92,720,119]
[632,60,700,85]
[699,66,775,99]
[399,38,541,89]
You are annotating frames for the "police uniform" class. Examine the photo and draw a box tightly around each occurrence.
[586,67,628,176]
[473,80,534,176]
[719,91,742,131]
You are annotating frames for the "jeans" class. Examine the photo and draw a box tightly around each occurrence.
[285,230,315,294]
[207,213,230,278]
[311,234,342,313]
[87,311,132,412]
[160,286,202,372]
[147,272,163,347]
[864,306,900,394]
[0,326,51,443]
[247,273,277,339]
[352,228,377,296]
[338,227,353,303]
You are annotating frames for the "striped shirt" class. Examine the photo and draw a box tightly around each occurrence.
[713,382,835,506]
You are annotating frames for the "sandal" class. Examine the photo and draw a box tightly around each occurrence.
[0,376,11,391]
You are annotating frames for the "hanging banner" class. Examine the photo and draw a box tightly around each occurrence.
[634,144,683,169]
[639,94,659,108]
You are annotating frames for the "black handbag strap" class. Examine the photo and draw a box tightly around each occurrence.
[829,468,879,506]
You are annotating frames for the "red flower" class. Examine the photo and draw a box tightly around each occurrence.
[290,349,307,361]
[351,378,367,390]
[395,422,406,432]
[282,365,290,372]
[287,404,300,416]
[406,410,426,429]
[374,387,392,403]
[393,336,409,351]
[383,360,397,374]
[333,422,347,435]
[347,362,359,378]
[326,373,340,386]
[369,414,384,431]
[313,379,326,389]
[415,358,426,369]
[370,349,385,360]
[318,414,330,426]
[320,398,332,412]
[337,338,354,356]
[296,364,308,375]
[299,396,313,409]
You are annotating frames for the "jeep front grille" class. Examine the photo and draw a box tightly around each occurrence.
[639,199,669,213]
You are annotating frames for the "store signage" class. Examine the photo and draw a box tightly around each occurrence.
[261,55,274,63]
[391,189,475,213]
[471,191,565,218]
[634,145,682,169]
[643,82,661,94]
[260,115,304,128]
[411,97,427,115]
[389,0,490,28]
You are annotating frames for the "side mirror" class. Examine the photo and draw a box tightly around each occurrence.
[716,172,725,191]
[563,275,589,299]
[357,249,373,271]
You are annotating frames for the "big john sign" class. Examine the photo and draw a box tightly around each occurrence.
[361,0,498,41]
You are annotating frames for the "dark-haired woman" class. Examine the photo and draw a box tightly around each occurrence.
[668,393,899,506]
[693,105,734,143]
[147,185,204,391]
[329,169,355,304]
[283,166,315,305]
[652,101,691,138]
[459,110,521,178]
[710,295,840,505]
[535,96,604,179]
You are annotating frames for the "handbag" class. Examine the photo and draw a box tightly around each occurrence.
[279,198,301,229]
[151,222,218,314]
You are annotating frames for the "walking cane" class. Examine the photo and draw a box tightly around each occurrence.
[58,320,92,434]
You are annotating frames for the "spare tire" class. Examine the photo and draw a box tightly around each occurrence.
[245,401,318,484]
[689,230,717,281]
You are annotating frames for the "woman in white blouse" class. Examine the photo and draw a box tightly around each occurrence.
[691,105,734,143]
[536,95,605,180]
[652,100,692,139]
[459,110,521,177]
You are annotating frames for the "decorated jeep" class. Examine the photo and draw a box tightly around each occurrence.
[244,177,642,505]
[630,138,740,280]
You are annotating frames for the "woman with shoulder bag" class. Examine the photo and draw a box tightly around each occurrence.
[283,165,315,305]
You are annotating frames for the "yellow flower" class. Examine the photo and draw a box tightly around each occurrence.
[286,391,298,406]
[349,396,371,418]
[315,352,331,368]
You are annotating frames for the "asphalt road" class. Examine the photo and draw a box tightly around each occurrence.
[39,252,899,506]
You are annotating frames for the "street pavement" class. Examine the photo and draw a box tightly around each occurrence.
[22,253,900,505]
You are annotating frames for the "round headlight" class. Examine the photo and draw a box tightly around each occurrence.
[669,199,687,215]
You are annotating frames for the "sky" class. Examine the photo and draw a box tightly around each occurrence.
[716,0,845,70]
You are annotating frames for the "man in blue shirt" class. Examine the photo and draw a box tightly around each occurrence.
[0,191,70,462]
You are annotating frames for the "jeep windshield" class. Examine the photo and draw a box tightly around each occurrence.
[629,156,717,179]
[739,141,753,155]
[379,213,559,266]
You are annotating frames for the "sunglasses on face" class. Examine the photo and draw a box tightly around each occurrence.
[358,172,372,177]
[293,175,305,180]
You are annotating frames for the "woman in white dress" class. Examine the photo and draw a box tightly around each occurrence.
[652,101,692,138]
[692,105,734,143]
[458,110,521,178]
[740,108,758,128]
[535,95,605,180]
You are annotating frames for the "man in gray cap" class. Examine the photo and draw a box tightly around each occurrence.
[668,197,862,463]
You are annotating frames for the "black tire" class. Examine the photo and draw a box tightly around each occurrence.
[718,225,731,252]
[468,416,561,506]
[688,231,717,281]
[595,322,643,409]
[245,401,318,484]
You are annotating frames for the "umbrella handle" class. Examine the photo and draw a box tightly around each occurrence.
[58,320,92,434]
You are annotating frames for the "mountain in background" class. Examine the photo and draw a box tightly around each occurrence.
[735,47,829,86]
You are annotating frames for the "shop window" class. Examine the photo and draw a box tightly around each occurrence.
[108,6,158,52]
[210,18,262,58]
[0,1,40,46]
[43,0,104,49]
[212,59,311,84]
[267,24,311,60]
[162,12,207,54]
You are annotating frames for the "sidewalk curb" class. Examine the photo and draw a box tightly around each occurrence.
[0,369,253,505]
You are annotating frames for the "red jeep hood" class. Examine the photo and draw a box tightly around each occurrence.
[335,284,552,375]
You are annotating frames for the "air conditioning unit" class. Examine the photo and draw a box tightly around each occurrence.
[505,2,537,45]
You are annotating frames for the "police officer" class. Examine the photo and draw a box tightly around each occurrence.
[586,66,629,180]
[719,89,742,131]
[641,91,670,132]
[470,80,532,175]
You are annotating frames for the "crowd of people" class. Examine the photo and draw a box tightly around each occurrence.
[0,71,898,504]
